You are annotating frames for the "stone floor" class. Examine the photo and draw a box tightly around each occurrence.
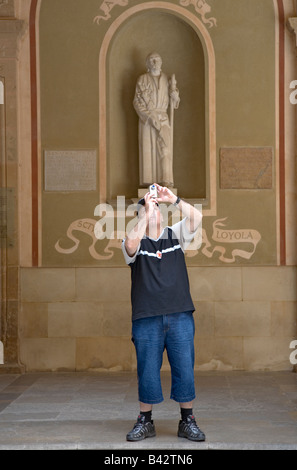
[0,370,296,450]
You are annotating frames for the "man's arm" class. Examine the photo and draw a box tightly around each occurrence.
[175,198,202,233]
[124,192,155,257]
[155,184,202,233]
[124,210,147,257]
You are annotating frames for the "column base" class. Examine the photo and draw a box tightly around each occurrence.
[0,363,25,374]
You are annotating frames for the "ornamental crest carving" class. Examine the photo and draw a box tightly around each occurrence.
[93,1,217,28]
[179,0,217,28]
[94,0,129,24]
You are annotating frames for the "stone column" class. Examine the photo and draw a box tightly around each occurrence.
[0,0,25,373]
[287,16,297,373]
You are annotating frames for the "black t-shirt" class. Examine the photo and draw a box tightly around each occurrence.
[122,218,196,321]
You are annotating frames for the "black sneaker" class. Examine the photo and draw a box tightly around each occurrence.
[178,415,205,441]
[126,415,156,442]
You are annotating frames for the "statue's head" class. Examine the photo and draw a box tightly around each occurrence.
[146,52,162,76]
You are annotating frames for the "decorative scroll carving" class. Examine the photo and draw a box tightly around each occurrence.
[55,216,261,264]
[93,1,217,28]
[179,0,217,28]
[287,17,297,46]
[94,0,129,25]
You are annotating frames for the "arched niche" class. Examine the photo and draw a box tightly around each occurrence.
[108,10,205,200]
[99,3,216,213]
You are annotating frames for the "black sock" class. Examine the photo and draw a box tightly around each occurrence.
[180,407,193,421]
[140,410,152,423]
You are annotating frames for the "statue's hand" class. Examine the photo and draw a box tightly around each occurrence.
[170,90,179,102]
[148,113,161,131]
[170,90,180,109]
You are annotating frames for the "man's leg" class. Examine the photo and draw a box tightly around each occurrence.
[137,402,153,430]
[180,401,194,420]
[180,401,193,409]
[140,402,153,412]
[126,317,164,441]
[166,312,205,441]
[139,402,153,423]
[166,313,196,404]
[179,400,196,426]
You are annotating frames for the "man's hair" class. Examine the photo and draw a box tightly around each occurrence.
[136,198,145,216]
[136,197,160,217]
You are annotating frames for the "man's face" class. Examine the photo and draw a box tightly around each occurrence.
[148,54,162,76]
[138,200,163,232]
[146,202,163,237]
[148,201,161,222]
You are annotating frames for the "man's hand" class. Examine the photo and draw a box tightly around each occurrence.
[155,183,202,233]
[155,184,177,204]
[139,192,159,218]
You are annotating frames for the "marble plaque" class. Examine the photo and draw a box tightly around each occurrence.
[0,0,14,18]
[220,147,273,189]
[44,150,97,191]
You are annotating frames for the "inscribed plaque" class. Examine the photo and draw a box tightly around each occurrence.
[220,147,273,189]
[44,150,97,191]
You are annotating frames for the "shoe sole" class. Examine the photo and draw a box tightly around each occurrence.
[126,431,156,442]
[178,431,205,442]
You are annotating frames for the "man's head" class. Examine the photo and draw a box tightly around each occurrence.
[137,196,163,235]
[137,197,159,215]
[146,52,162,76]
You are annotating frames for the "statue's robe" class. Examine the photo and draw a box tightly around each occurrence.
[134,72,178,186]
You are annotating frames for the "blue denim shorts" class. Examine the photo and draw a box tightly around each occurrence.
[132,311,196,404]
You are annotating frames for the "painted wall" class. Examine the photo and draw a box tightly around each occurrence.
[38,0,277,267]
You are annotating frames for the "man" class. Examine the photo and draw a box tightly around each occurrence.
[133,53,180,187]
[122,184,205,442]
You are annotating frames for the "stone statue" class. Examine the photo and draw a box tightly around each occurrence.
[133,52,180,187]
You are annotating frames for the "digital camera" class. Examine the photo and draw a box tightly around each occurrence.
[149,184,158,198]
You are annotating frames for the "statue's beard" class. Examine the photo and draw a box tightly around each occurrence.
[150,67,161,76]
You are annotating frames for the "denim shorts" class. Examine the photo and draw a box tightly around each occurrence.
[132,311,196,404]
